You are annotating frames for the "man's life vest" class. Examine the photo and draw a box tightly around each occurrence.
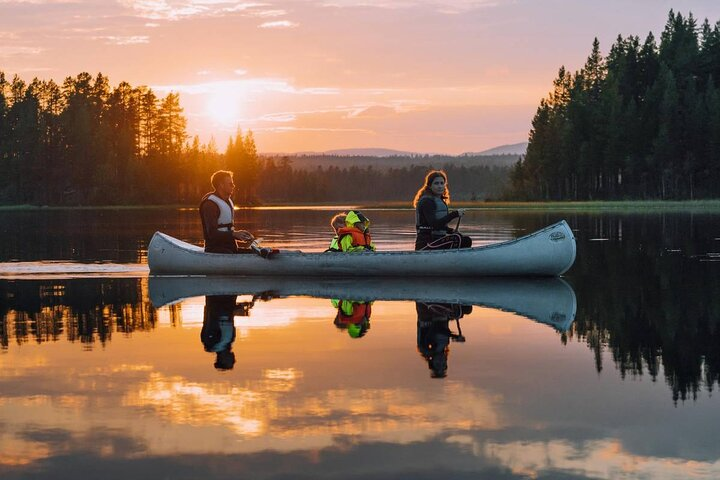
[202,193,235,231]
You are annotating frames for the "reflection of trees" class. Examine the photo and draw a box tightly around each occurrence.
[0,279,156,349]
[560,213,720,402]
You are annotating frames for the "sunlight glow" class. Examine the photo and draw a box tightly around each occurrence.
[206,87,244,127]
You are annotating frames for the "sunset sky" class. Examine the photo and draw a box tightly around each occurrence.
[3,0,720,154]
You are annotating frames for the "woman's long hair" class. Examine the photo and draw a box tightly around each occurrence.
[412,170,450,207]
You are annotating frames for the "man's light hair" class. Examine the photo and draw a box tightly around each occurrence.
[211,170,233,189]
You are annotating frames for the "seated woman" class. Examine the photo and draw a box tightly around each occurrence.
[337,210,376,252]
[413,170,472,251]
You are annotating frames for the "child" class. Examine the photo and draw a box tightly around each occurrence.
[326,212,347,252]
[337,210,376,252]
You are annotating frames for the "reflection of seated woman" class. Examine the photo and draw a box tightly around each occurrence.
[331,298,372,338]
[201,295,240,370]
[413,170,472,251]
[416,302,472,378]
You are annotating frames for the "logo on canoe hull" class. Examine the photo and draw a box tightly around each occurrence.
[550,231,566,242]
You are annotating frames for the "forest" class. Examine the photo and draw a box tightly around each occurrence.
[0,71,507,206]
[9,11,715,205]
[507,10,720,200]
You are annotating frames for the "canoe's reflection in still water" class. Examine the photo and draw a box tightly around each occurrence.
[151,276,577,378]
[150,276,577,331]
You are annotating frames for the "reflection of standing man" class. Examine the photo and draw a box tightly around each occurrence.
[416,302,471,378]
[199,170,255,253]
[201,295,239,370]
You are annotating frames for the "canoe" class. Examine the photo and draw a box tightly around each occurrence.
[148,276,577,332]
[147,220,576,277]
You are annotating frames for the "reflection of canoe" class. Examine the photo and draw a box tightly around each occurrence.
[148,220,576,277]
[148,276,577,332]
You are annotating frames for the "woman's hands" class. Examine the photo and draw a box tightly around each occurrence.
[456,208,466,217]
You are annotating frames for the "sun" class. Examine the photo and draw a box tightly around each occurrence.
[206,87,243,127]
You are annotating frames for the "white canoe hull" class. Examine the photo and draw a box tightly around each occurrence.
[147,220,576,277]
[148,276,576,332]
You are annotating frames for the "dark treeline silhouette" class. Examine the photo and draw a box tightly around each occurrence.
[0,70,510,206]
[0,279,158,349]
[266,153,521,170]
[508,10,720,200]
[257,159,508,202]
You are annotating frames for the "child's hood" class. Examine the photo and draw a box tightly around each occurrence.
[346,210,370,228]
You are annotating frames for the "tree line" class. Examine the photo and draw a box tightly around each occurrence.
[1,72,193,204]
[507,10,720,200]
[256,159,508,203]
[0,70,509,205]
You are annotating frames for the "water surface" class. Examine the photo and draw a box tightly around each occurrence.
[1,208,719,479]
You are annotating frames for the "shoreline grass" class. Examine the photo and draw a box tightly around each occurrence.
[3,199,720,212]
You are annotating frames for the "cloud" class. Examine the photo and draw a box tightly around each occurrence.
[118,0,208,20]
[260,126,374,133]
[258,20,299,28]
[0,46,43,57]
[260,112,297,122]
[221,2,266,13]
[349,105,398,118]
[151,78,338,96]
[247,8,287,17]
[319,0,498,12]
[119,0,267,21]
[94,35,150,45]
[485,438,720,479]
[0,0,76,3]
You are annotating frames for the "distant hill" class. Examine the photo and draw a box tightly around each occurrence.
[463,142,528,156]
[259,142,525,170]
[323,147,419,157]
[262,142,528,158]
[260,153,521,170]
[263,147,420,157]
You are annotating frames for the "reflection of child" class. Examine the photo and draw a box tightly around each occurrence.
[337,210,376,252]
[332,298,372,338]
[326,212,347,252]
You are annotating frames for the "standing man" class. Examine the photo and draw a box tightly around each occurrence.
[199,170,255,253]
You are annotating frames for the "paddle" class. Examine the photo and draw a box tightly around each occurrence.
[249,238,277,259]
[451,318,466,343]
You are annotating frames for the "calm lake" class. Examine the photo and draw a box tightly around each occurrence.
[1,207,719,479]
